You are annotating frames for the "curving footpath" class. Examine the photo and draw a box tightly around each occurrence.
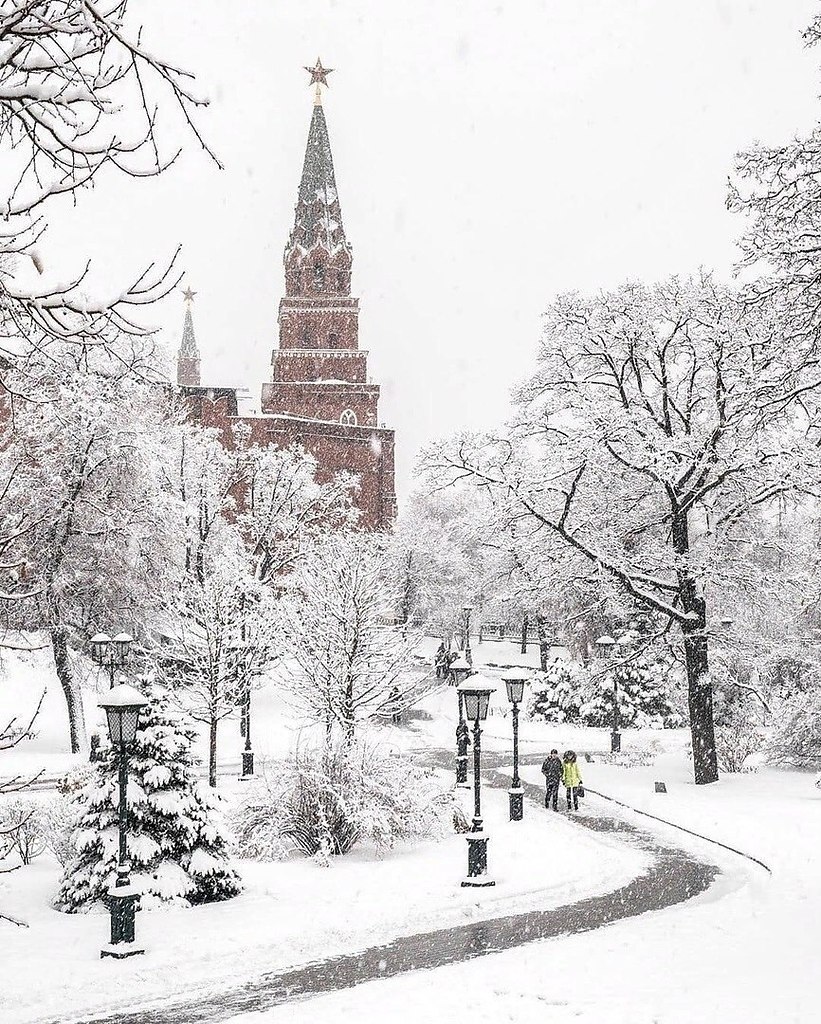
[62,751,720,1024]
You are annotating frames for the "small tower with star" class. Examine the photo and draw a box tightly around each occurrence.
[177,287,201,387]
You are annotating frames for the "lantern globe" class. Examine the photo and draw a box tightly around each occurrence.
[458,674,496,721]
[98,684,148,745]
[502,673,528,705]
[111,632,134,666]
[89,632,112,663]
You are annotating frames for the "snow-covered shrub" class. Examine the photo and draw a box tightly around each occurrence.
[234,742,454,861]
[715,720,764,773]
[528,655,681,729]
[56,764,95,796]
[528,659,592,724]
[767,688,821,770]
[0,798,45,864]
[598,740,663,768]
[55,688,240,913]
[41,796,79,867]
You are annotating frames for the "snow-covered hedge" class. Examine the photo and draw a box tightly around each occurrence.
[233,742,455,861]
[527,656,682,729]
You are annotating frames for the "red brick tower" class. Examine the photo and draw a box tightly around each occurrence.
[260,62,396,528]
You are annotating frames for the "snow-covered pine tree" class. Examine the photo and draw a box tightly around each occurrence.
[55,688,240,913]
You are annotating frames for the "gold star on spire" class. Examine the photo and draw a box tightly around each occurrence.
[182,287,197,305]
[305,58,334,105]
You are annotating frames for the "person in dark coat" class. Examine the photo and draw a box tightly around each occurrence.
[434,642,447,678]
[541,748,563,811]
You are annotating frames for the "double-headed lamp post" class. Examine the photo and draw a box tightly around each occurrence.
[450,655,473,787]
[458,674,496,887]
[463,605,473,666]
[90,632,134,689]
[595,634,620,753]
[503,672,528,821]
[98,683,148,959]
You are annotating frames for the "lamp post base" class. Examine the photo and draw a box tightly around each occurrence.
[103,883,142,959]
[101,942,145,959]
[508,787,524,821]
[611,732,621,753]
[241,749,255,779]
[461,833,494,887]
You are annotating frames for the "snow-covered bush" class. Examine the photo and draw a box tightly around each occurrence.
[598,740,663,768]
[55,689,240,913]
[234,742,454,861]
[715,721,764,773]
[767,688,821,770]
[0,798,45,864]
[527,659,592,724]
[41,796,79,867]
[528,655,681,729]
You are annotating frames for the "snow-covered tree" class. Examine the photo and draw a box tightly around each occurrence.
[151,554,279,787]
[425,274,821,784]
[729,14,821,351]
[0,362,178,751]
[0,0,216,397]
[56,688,240,913]
[280,534,421,745]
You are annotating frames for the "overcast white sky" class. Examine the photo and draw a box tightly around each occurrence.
[41,0,821,495]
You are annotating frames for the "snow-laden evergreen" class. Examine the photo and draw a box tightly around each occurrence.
[528,654,681,729]
[55,688,240,913]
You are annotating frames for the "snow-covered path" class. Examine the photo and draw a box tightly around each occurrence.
[54,756,722,1024]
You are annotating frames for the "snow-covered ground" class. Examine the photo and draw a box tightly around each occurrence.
[3,639,821,1023]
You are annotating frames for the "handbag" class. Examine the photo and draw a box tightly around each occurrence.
[576,784,585,798]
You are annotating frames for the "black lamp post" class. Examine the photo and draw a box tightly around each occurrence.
[90,631,134,689]
[503,672,528,821]
[458,675,495,887]
[98,683,148,959]
[463,605,473,666]
[596,634,619,753]
[451,655,473,787]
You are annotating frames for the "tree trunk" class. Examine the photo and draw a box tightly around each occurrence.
[683,609,718,785]
[671,509,718,785]
[536,614,550,672]
[51,627,86,754]
[521,614,528,655]
[209,717,218,787]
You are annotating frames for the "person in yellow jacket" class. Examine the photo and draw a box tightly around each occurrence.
[562,750,583,811]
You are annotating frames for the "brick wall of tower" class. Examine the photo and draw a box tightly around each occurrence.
[262,382,379,425]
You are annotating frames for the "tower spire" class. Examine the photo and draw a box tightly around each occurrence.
[177,288,201,387]
[283,62,352,298]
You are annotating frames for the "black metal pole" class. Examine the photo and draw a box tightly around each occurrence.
[512,703,520,789]
[611,677,621,753]
[508,702,524,821]
[109,653,115,690]
[118,743,128,871]
[472,718,482,831]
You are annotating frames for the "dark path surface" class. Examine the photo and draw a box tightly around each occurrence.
[63,749,721,1024]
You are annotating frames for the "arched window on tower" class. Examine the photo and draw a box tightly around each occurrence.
[313,262,325,288]
[328,332,339,346]
[340,409,358,427]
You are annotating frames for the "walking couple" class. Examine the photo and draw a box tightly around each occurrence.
[541,749,584,811]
